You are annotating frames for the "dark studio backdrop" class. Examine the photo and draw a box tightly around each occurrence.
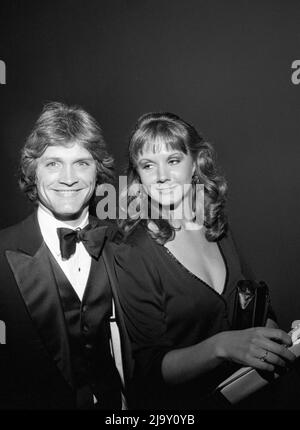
[0,0,299,330]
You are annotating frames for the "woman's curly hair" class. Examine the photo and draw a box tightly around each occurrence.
[118,112,228,243]
[19,101,115,202]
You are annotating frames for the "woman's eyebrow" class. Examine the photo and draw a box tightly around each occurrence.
[167,151,184,160]
[137,157,155,163]
[167,152,183,158]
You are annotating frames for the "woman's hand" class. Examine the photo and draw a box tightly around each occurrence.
[214,327,297,372]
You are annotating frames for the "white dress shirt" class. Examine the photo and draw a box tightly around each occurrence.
[37,205,92,301]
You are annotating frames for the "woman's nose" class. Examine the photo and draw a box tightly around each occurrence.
[157,164,169,183]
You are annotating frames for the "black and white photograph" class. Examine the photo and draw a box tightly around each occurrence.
[0,0,300,414]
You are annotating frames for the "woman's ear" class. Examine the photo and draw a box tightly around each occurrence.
[192,161,196,176]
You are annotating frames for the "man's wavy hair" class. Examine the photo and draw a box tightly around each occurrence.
[19,102,114,202]
[119,112,228,243]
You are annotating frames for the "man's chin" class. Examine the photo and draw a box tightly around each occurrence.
[50,206,89,223]
[53,212,83,221]
[38,201,91,223]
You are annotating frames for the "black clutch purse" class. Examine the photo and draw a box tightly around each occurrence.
[232,280,271,330]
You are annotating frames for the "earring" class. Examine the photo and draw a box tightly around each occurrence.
[192,173,201,184]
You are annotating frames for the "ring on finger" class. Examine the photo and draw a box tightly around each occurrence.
[259,350,269,362]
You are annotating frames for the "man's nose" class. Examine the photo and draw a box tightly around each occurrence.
[157,164,170,183]
[59,165,78,185]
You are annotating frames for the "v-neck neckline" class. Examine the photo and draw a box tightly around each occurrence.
[160,240,229,298]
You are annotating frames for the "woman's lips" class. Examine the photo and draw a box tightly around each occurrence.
[156,185,179,191]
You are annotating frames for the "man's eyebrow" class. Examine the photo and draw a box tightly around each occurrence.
[41,156,62,161]
[41,156,95,161]
[74,156,95,161]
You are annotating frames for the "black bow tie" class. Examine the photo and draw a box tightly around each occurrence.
[57,222,107,260]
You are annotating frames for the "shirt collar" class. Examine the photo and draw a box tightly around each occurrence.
[37,205,89,257]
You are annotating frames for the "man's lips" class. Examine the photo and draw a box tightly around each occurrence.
[52,189,83,196]
[53,189,83,192]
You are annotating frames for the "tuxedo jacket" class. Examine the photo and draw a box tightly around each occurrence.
[0,212,133,410]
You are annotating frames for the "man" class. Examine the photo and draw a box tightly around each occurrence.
[0,102,131,409]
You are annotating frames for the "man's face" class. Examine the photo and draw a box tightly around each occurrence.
[35,142,97,222]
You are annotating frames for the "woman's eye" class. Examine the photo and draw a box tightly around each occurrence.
[77,161,89,166]
[169,158,180,165]
[142,163,153,170]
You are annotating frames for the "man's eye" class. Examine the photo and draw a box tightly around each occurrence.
[46,162,59,167]
[77,161,89,166]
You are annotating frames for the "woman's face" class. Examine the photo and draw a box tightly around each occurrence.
[136,140,195,209]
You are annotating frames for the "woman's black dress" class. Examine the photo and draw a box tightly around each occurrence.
[112,225,279,409]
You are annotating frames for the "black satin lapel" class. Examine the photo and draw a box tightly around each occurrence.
[5,244,74,388]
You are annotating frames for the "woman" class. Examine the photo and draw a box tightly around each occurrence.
[113,112,296,409]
